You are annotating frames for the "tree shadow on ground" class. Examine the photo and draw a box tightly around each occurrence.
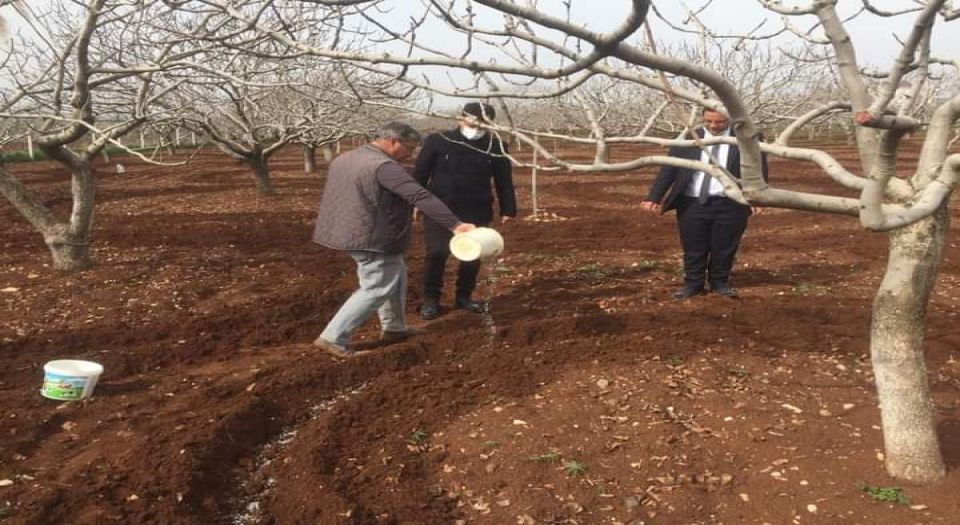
[938,419,960,470]
[736,262,859,288]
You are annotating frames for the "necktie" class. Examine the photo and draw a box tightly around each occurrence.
[698,144,721,204]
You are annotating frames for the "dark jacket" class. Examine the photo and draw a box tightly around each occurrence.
[413,129,517,224]
[645,128,769,213]
[313,145,460,253]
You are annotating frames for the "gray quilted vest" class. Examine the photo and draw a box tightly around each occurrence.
[312,145,407,252]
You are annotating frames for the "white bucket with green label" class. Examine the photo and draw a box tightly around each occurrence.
[41,360,104,401]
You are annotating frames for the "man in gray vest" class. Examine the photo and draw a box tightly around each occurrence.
[312,122,476,359]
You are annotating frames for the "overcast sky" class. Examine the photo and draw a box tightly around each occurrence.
[359,0,960,110]
[2,1,955,86]
[580,1,959,68]
[413,0,957,70]
[3,1,956,66]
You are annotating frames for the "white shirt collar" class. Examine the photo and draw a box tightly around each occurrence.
[703,127,731,140]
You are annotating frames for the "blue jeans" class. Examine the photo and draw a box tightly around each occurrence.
[320,250,408,348]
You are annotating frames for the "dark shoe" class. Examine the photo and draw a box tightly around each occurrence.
[454,297,486,313]
[420,299,441,320]
[711,283,738,297]
[313,337,353,359]
[672,285,705,299]
[381,326,427,342]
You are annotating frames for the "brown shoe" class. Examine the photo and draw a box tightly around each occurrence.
[313,337,353,359]
[381,327,427,342]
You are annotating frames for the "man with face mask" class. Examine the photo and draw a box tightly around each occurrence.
[413,102,517,319]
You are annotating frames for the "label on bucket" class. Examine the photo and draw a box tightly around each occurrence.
[42,373,87,400]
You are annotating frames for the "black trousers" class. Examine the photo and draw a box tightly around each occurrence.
[675,196,750,288]
[422,218,485,301]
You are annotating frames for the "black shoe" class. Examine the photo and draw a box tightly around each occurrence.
[420,299,440,320]
[381,326,427,342]
[672,285,705,299]
[711,283,738,297]
[454,296,486,313]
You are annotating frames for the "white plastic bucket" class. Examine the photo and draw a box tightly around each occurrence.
[449,227,504,262]
[41,360,104,401]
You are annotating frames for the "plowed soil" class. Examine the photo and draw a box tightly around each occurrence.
[1,140,959,525]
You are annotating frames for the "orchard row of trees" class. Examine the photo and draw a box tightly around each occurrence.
[2,0,960,485]
[3,2,955,270]
[0,0,403,269]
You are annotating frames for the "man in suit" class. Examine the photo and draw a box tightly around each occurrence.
[413,102,517,319]
[640,108,768,299]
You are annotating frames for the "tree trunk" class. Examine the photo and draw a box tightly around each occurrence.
[0,163,94,271]
[531,147,539,216]
[871,206,948,483]
[303,145,317,173]
[594,140,609,164]
[844,124,856,146]
[164,133,176,155]
[46,229,92,271]
[248,155,276,195]
[321,143,335,162]
[53,163,96,270]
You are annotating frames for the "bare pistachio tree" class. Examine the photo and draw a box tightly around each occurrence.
[159,11,394,190]
[758,0,960,485]
[0,0,197,270]
[296,68,406,172]
[198,0,960,483]
[481,37,826,166]
[164,52,314,195]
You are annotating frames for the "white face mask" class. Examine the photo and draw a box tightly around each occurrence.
[460,126,486,140]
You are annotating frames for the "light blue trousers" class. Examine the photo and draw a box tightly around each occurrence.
[320,250,408,348]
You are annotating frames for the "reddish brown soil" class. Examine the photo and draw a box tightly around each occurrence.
[1,140,959,525]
